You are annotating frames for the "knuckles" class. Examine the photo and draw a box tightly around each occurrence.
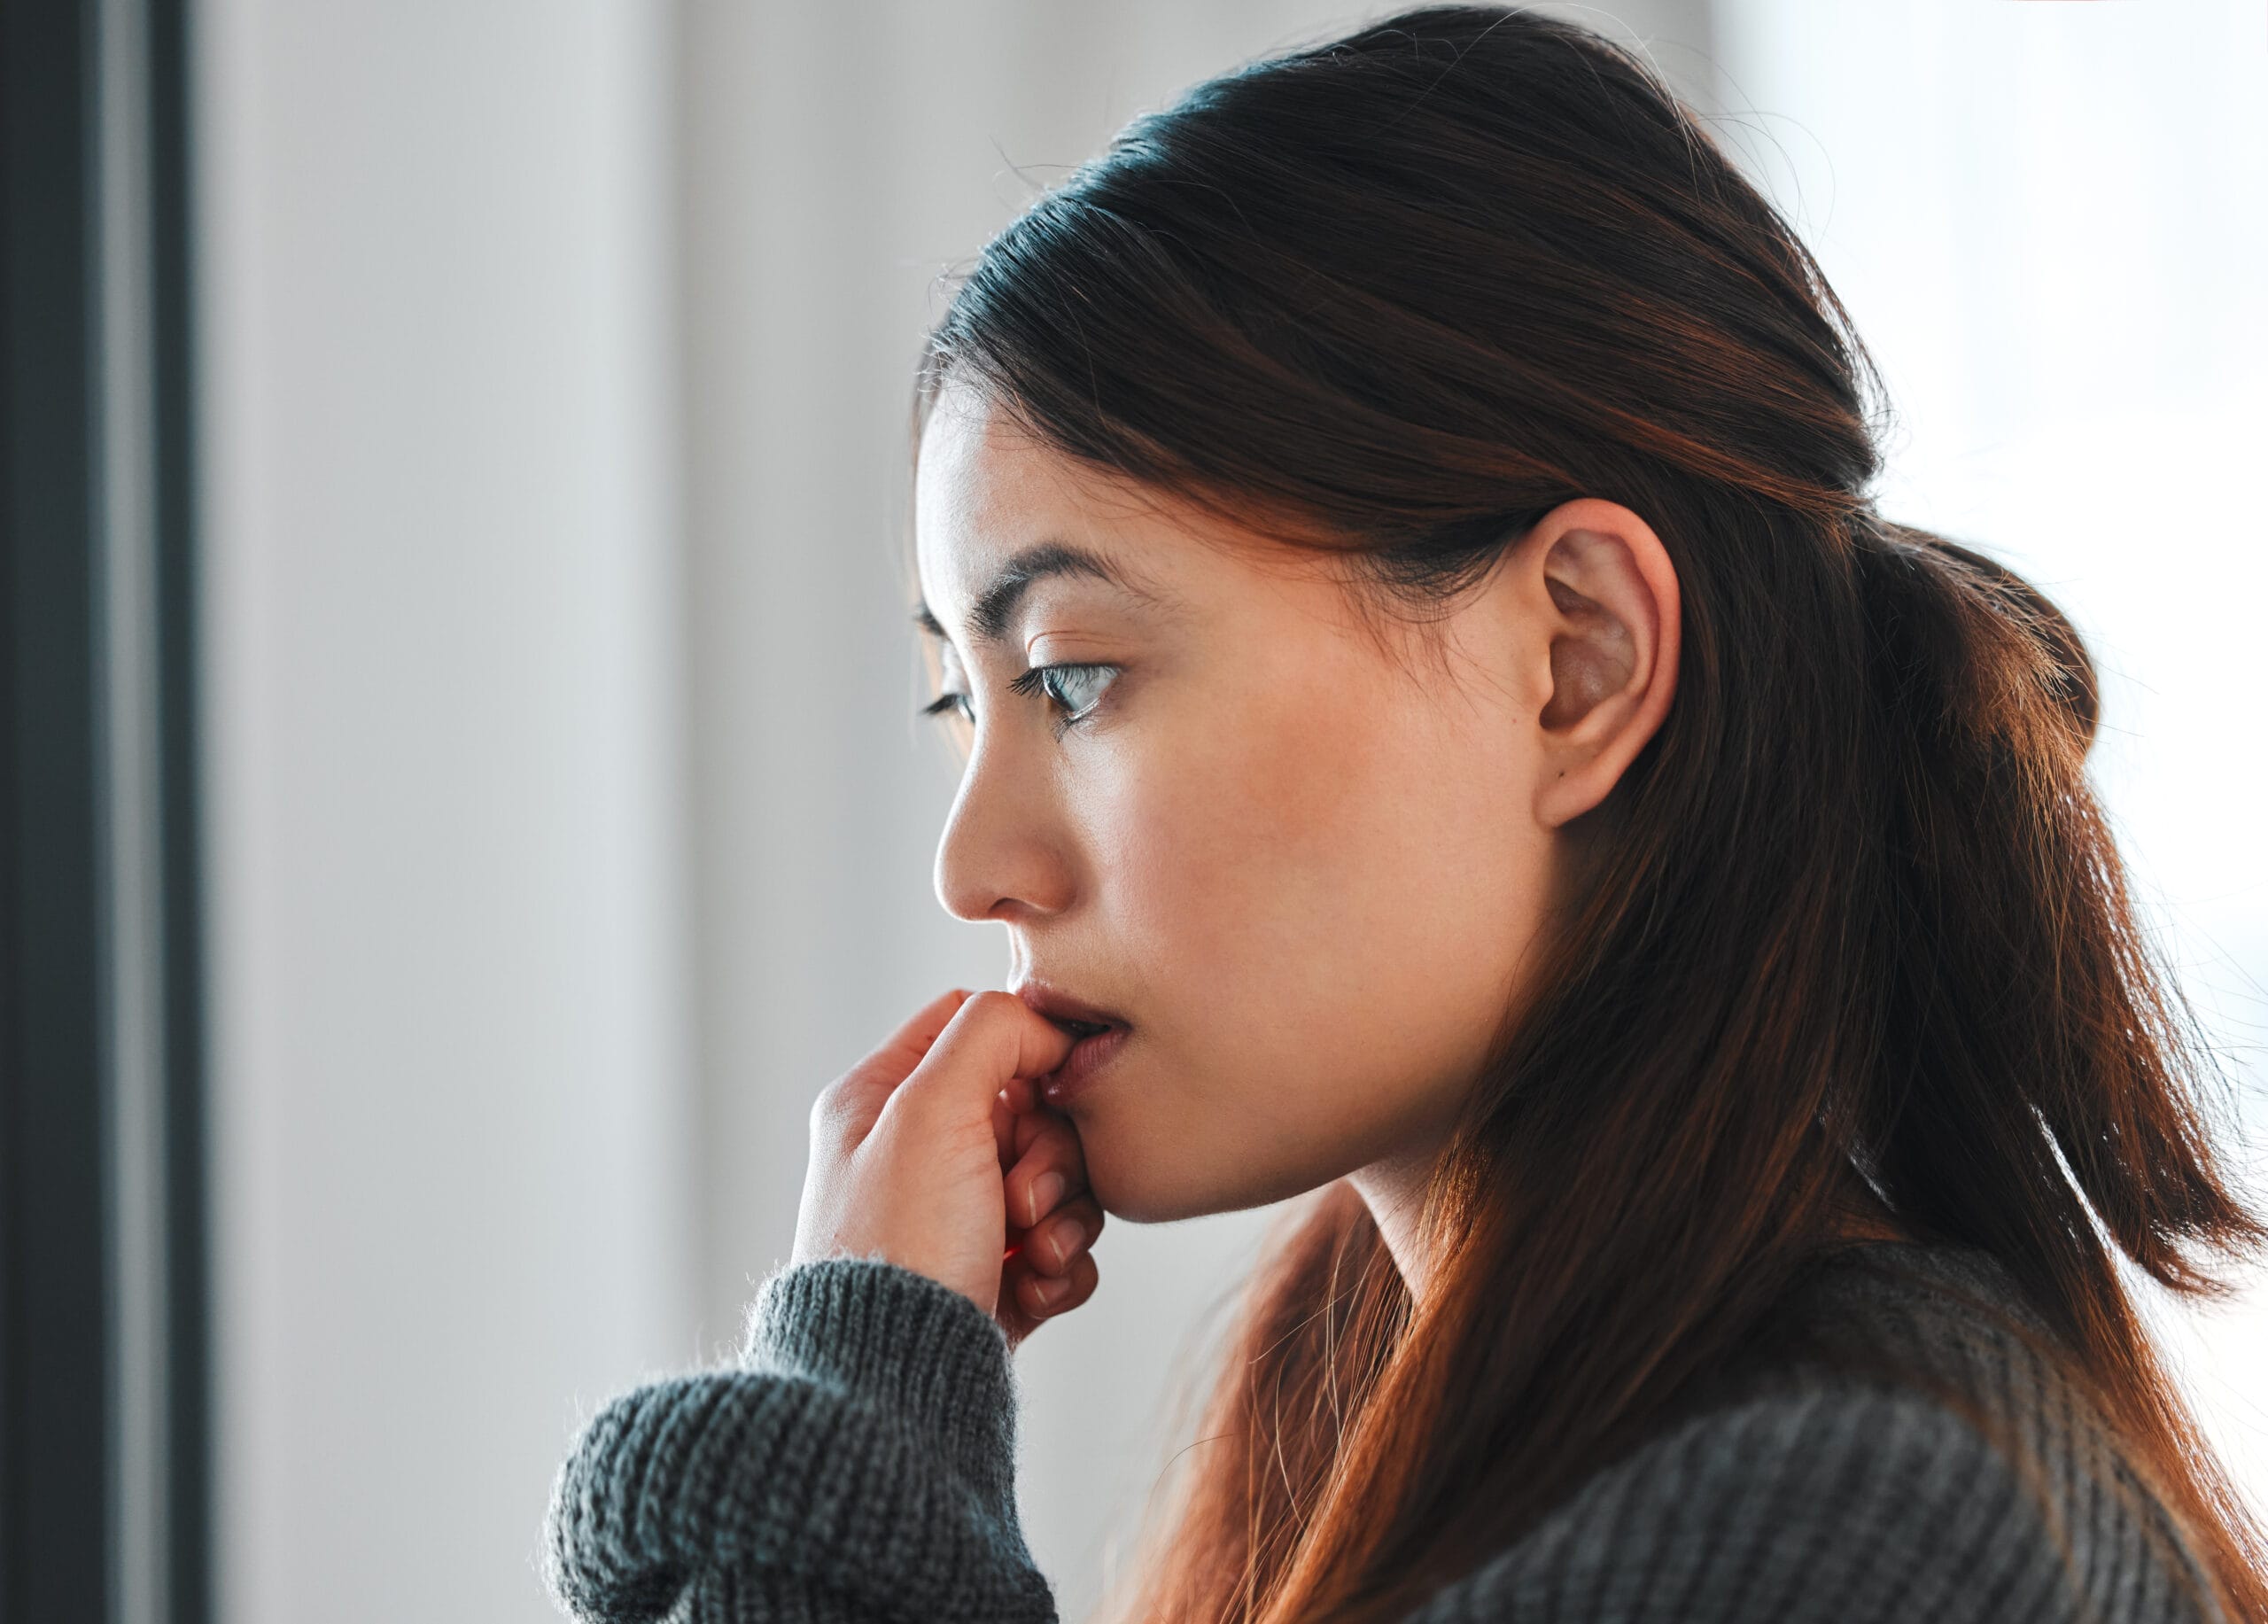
[806,1076,863,1143]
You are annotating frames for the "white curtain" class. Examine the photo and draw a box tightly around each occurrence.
[198,4,691,1620]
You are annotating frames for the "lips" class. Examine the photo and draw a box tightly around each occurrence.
[1038,1020,1129,1108]
[1013,981,1127,1039]
[1012,981,1132,1107]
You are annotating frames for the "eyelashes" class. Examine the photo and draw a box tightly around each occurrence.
[919,662,1118,735]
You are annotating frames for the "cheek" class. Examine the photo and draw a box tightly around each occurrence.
[1092,664,1381,1015]
[1078,658,1543,1201]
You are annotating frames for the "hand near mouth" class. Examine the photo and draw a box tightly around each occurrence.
[789,987,1105,1348]
[992,1072,1106,1349]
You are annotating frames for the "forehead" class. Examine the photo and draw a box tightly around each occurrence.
[913,390,1182,636]
[911,383,1348,650]
[918,392,1135,576]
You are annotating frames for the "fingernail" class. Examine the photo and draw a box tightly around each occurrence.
[1029,1171,1066,1224]
[1031,1273,1072,1309]
[1045,1216,1082,1270]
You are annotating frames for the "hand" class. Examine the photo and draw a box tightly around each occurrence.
[995,1087,1107,1348]
[791,989,1107,1347]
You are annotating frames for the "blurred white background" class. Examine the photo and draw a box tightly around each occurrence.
[191,2,2267,1620]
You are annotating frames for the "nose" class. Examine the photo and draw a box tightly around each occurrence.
[931,741,1073,924]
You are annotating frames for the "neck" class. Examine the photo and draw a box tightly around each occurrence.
[1349,1152,1439,1300]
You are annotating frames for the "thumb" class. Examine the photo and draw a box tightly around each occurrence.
[827,986,973,1124]
[894,991,1076,1128]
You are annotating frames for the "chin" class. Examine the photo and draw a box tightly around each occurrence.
[1086,1167,1205,1225]
[1082,1125,1320,1225]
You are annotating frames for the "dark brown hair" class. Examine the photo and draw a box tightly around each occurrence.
[908,7,2268,1620]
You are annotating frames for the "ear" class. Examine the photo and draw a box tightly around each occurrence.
[1521,498,1680,828]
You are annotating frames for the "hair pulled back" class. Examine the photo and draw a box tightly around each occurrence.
[912,9,2268,1620]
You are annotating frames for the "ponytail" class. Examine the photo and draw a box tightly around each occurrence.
[1848,514,2268,1608]
[1849,512,2254,1297]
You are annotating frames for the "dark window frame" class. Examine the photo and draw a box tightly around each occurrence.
[2,1,209,1619]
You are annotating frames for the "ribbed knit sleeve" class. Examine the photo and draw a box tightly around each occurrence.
[542,1255,1057,1624]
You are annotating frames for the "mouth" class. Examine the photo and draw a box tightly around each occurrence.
[1031,1013,1131,1109]
[1013,982,1129,1045]
[1015,975,1129,1102]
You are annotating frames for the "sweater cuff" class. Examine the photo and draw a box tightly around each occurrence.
[741,1255,1019,1510]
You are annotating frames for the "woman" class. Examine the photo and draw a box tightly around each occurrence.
[543,8,2268,1621]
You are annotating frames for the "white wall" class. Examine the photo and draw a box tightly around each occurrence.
[1712,0,2268,1514]
[196,4,693,1620]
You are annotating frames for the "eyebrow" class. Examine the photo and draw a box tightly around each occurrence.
[911,540,1141,649]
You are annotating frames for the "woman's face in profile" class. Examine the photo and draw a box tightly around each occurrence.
[913,382,1562,1225]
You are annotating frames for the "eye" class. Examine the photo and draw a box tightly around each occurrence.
[1009,662,1116,729]
[918,663,1118,734]
[919,689,975,726]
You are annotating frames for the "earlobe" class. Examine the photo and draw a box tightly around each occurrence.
[1529,500,1680,828]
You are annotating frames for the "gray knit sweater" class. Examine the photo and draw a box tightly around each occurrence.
[541,1239,2230,1622]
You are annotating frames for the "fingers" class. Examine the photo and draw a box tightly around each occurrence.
[1015,1248,1099,1320]
[1005,1109,1087,1229]
[862,987,975,1080]
[992,1085,1018,1172]
[898,991,1076,1125]
[996,1216,1101,1349]
[818,988,975,1133]
[1016,1193,1103,1276]
[992,1072,1044,1173]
